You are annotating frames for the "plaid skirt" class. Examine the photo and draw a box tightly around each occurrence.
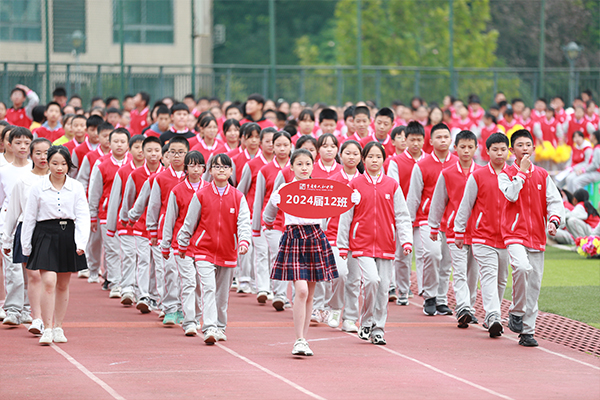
[271,224,338,282]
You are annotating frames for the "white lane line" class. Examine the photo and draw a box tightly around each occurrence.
[344,332,514,400]
[268,335,350,346]
[51,344,127,400]
[216,343,327,400]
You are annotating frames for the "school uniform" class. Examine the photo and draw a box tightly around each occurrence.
[161,178,207,331]
[451,118,478,142]
[231,149,258,187]
[192,138,226,164]
[338,172,412,336]
[33,121,64,142]
[146,166,185,315]
[0,162,34,320]
[178,183,251,335]
[468,107,485,126]
[62,138,82,153]
[478,124,505,163]
[72,139,99,176]
[569,140,593,169]
[585,113,599,131]
[21,175,90,273]
[533,117,563,147]
[159,128,194,146]
[88,155,131,290]
[239,117,275,131]
[130,107,149,136]
[5,90,39,128]
[428,161,481,316]
[565,203,599,239]
[497,118,518,133]
[498,163,563,335]
[359,134,395,160]
[563,117,595,145]
[566,145,600,193]
[454,163,510,327]
[406,152,458,308]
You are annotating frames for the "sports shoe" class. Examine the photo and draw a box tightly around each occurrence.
[87,274,100,284]
[77,269,90,279]
[120,292,135,306]
[358,325,371,341]
[320,310,330,323]
[408,289,414,298]
[0,308,5,320]
[328,309,342,328]
[2,312,20,326]
[256,291,268,304]
[470,315,479,324]
[39,328,53,345]
[136,297,151,314]
[237,282,252,294]
[20,311,33,324]
[102,280,111,291]
[162,312,177,326]
[52,327,67,343]
[388,288,398,302]
[109,287,121,298]
[291,338,313,356]
[396,293,409,306]
[204,328,218,344]
[216,329,227,341]
[518,334,538,347]
[457,309,472,328]
[370,331,386,345]
[284,299,292,309]
[341,319,358,332]
[508,313,523,333]
[158,310,165,319]
[310,309,321,323]
[231,277,238,290]
[272,297,285,311]
[28,319,44,335]
[267,292,274,301]
[436,304,453,316]
[175,311,184,324]
[423,297,436,316]
[488,318,503,338]
[184,325,198,336]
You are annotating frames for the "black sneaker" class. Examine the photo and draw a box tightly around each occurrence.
[470,315,479,324]
[102,280,111,291]
[358,326,371,340]
[518,334,538,347]
[388,289,398,302]
[488,319,503,338]
[457,309,472,328]
[436,304,453,316]
[423,297,437,316]
[508,313,523,333]
[370,332,386,345]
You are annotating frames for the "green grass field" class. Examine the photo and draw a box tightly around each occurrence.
[503,246,600,329]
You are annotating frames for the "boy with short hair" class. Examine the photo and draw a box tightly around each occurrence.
[350,106,372,141]
[71,115,104,174]
[454,132,511,338]
[497,129,563,347]
[52,87,68,107]
[428,130,481,328]
[6,85,39,128]
[0,127,33,325]
[407,123,458,316]
[240,94,275,130]
[33,102,64,142]
[225,104,242,121]
[76,122,114,191]
[106,108,122,128]
[159,103,195,146]
[88,128,132,297]
[360,107,395,158]
[317,108,339,137]
[145,106,171,138]
[130,91,150,136]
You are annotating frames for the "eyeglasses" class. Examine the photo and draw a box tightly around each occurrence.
[187,164,205,169]
[211,164,231,171]
[169,150,187,157]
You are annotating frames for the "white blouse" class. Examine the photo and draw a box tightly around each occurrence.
[21,175,91,256]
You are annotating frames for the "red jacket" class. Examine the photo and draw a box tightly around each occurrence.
[237,154,270,218]
[359,134,395,160]
[178,182,251,266]
[191,138,226,162]
[565,117,589,145]
[130,107,149,136]
[6,107,31,128]
[127,165,165,237]
[72,139,96,169]
[33,125,64,142]
[311,159,342,179]
[387,150,427,197]
[106,161,138,236]
[338,173,412,259]
[539,117,560,146]
[251,159,290,234]
[325,169,361,246]
[147,166,185,240]
[89,155,132,224]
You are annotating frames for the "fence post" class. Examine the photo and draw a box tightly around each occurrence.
[34,64,39,93]
[159,66,164,99]
[493,71,498,98]
[375,69,382,107]
[299,69,306,102]
[533,72,538,100]
[128,65,133,93]
[226,68,232,101]
[2,63,8,102]
[66,64,71,100]
[96,65,102,96]
[414,70,421,97]
[336,68,343,106]
[262,69,268,97]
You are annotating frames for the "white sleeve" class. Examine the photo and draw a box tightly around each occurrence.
[25,90,40,120]
[237,196,251,246]
[336,207,354,250]
[394,185,413,247]
[73,180,91,250]
[251,172,267,233]
[20,185,40,256]
[237,164,252,195]
[160,192,179,251]
[454,175,478,234]
[119,175,136,223]
[545,176,564,223]
[177,194,201,251]
[406,165,424,222]
[498,171,524,203]
[146,181,163,233]
[128,179,151,222]
[1,181,24,249]
[387,160,400,183]
[427,174,449,231]
[88,165,104,219]
[105,173,123,233]
[76,156,91,192]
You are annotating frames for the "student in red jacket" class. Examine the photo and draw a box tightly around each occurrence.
[192,115,225,161]
[161,151,207,336]
[6,84,39,128]
[129,91,150,136]
[71,115,104,176]
[406,123,458,317]
[359,107,395,159]
[428,130,481,328]
[338,142,413,346]
[565,189,600,240]
[178,153,251,344]
[32,102,64,142]
[498,129,563,347]
[239,93,276,130]
[88,128,132,298]
[454,133,511,338]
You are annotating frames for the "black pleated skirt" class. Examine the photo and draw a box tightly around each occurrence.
[26,219,88,273]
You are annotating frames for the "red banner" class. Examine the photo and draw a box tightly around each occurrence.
[277,178,354,219]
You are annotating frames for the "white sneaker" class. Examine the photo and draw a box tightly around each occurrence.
[328,310,342,328]
[203,328,218,344]
[109,287,121,298]
[184,325,198,336]
[320,310,330,323]
[52,327,67,343]
[216,329,227,341]
[267,292,274,301]
[28,318,44,335]
[310,309,321,324]
[291,339,313,356]
[341,319,358,332]
[236,282,252,294]
[39,328,53,345]
[87,273,100,283]
[0,308,5,321]
[120,292,135,306]
[78,269,90,279]
[20,311,33,324]
[2,313,20,325]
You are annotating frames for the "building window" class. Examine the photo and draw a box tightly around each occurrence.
[113,0,174,44]
[0,0,42,42]
[53,0,86,53]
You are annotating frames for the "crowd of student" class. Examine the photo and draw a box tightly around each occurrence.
[0,84,599,356]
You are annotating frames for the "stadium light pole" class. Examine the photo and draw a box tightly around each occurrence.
[538,0,546,98]
[449,0,456,98]
[191,0,196,96]
[269,0,276,99]
[563,41,582,106]
[44,0,50,102]
[357,0,363,101]
[119,0,125,102]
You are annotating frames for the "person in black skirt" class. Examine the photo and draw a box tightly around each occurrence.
[20,146,90,345]
[264,149,338,356]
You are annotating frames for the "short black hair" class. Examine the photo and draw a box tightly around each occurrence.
[184,150,206,173]
[405,121,425,137]
[353,106,370,119]
[454,130,477,147]
[8,126,33,143]
[343,106,355,121]
[510,129,533,148]
[52,87,67,97]
[295,134,317,150]
[29,137,52,157]
[375,107,394,121]
[168,135,190,151]
[109,127,130,142]
[184,94,196,101]
[106,107,121,116]
[142,135,161,149]
[225,104,242,115]
[170,102,189,114]
[32,105,46,123]
[86,115,104,129]
[45,101,62,112]
[290,148,314,164]
[129,134,145,148]
[430,123,450,137]
[319,108,338,123]
[223,119,241,136]
[138,91,150,106]
[486,132,509,150]
[298,109,315,122]
[247,93,265,105]
[259,126,276,141]
[156,105,170,116]
[97,122,115,133]
[362,141,386,160]
[391,125,406,141]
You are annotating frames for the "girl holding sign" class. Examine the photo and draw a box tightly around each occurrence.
[337,142,413,345]
[264,149,338,356]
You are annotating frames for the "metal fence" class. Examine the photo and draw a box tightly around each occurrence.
[1,62,598,108]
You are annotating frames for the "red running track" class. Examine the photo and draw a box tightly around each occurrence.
[1,277,599,400]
